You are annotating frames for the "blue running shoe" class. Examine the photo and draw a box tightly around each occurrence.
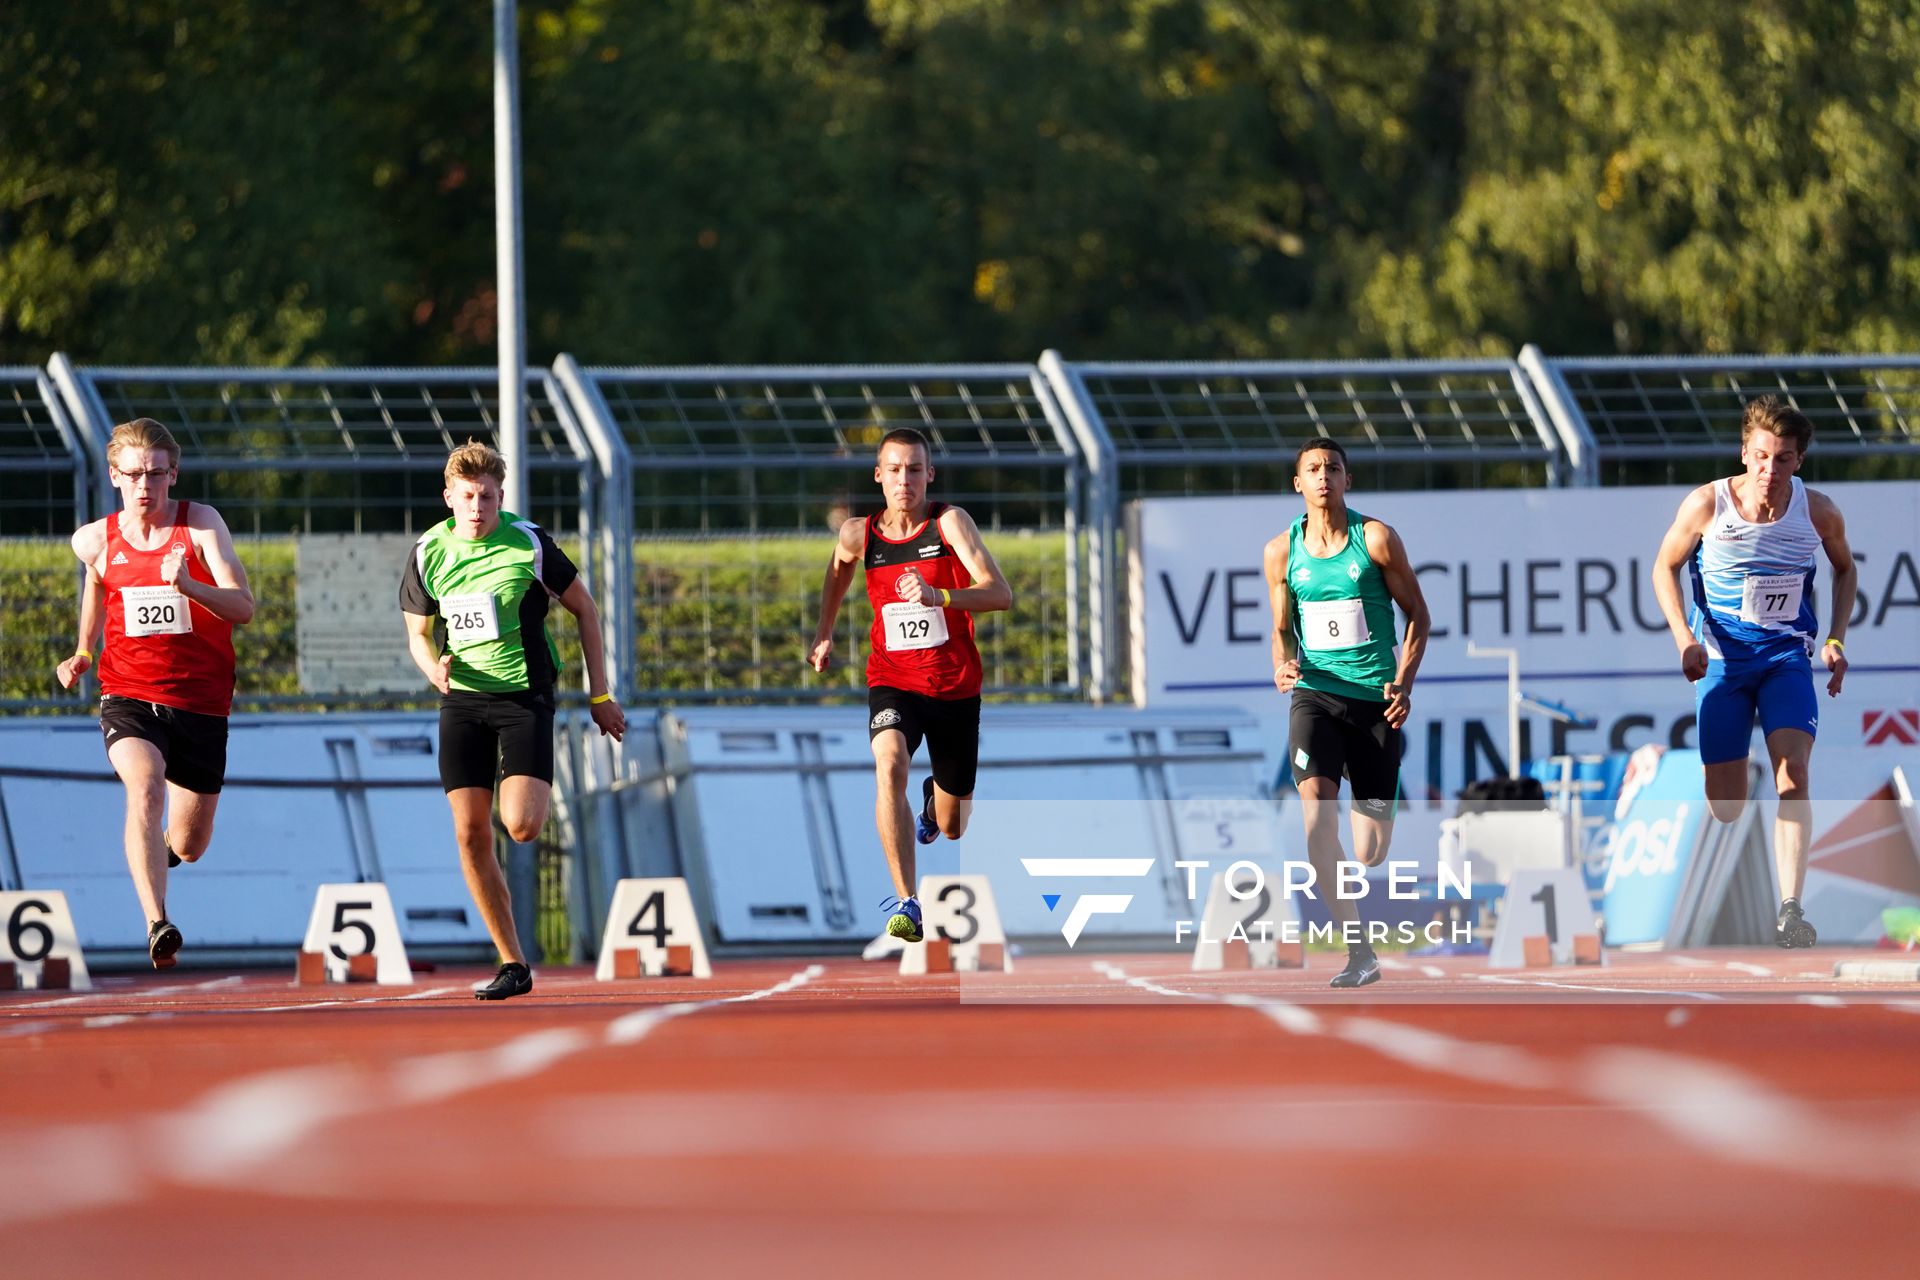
[915,776,939,846]
[883,895,924,943]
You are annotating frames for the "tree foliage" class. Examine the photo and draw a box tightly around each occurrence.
[5,0,1919,367]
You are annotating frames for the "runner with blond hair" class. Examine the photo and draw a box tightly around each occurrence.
[56,417,254,968]
[399,440,626,999]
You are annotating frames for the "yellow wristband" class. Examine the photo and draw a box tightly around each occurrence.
[590,692,613,705]
[75,648,93,660]
[938,588,951,608]
[1824,638,1844,650]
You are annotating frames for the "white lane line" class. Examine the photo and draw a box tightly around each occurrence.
[1095,959,1920,1193]
[1472,973,1725,1001]
[0,964,825,1228]
[5,993,98,1010]
[1798,995,1848,1008]
[1420,965,1446,979]
[0,1020,57,1040]
[1726,961,1775,977]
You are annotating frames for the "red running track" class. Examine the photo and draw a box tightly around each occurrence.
[2,947,1917,1278]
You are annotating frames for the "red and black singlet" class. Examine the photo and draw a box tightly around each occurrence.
[861,503,982,699]
[98,500,237,717]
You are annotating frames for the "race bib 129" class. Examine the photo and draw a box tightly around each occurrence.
[882,601,949,652]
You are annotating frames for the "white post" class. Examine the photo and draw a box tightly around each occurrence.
[493,0,528,517]
[1465,642,1523,779]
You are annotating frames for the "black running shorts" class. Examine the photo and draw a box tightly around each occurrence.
[867,686,982,798]
[1288,687,1402,811]
[99,694,230,795]
[438,690,555,792]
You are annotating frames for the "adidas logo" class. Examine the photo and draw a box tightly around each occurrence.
[111,551,129,565]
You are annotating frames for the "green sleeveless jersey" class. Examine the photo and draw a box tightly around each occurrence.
[1286,510,1398,702]
[397,513,578,695]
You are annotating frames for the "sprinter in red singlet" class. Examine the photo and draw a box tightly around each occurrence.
[55,418,254,968]
[809,428,1013,943]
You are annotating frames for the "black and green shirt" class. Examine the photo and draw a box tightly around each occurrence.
[398,513,577,695]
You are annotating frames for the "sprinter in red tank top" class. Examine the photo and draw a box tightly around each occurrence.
[808,428,1013,944]
[55,418,254,968]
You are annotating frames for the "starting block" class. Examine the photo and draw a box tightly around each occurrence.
[1191,865,1304,971]
[1489,868,1604,969]
[0,890,94,991]
[300,884,413,985]
[911,937,954,973]
[608,943,699,979]
[296,949,382,985]
[595,878,712,980]
[901,876,1011,975]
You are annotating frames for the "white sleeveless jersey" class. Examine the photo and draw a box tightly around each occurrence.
[1688,476,1821,657]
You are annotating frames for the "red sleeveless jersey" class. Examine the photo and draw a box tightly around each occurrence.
[862,503,983,699]
[98,501,237,717]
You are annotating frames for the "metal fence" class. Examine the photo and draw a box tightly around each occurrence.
[557,360,1086,701]
[5,349,1912,710]
[1526,350,1920,486]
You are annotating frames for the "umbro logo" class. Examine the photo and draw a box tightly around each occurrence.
[111,551,129,565]
[1292,568,1311,585]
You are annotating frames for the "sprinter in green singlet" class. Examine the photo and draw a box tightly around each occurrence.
[1264,436,1430,989]
[399,440,626,1001]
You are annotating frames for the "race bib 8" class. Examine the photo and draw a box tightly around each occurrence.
[121,586,191,637]
[443,591,500,644]
[882,601,949,652]
[1740,573,1804,625]
[1299,597,1369,650]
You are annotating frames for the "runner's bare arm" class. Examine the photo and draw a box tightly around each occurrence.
[924,506,1012,612]
[56,566,106,689]
[1366,520,1430,726]
[1651,485,1714,680]
[168,506,255,624]
[555,577,627,739]
[1264,534,1298,692]
[809,517,866,673]
[1808,489,1856,697]
[402,608,452,694]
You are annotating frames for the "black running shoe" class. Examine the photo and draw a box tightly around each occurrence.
[1329,945,1382,989]
[148,918,183,969]
[915,775,939,845]
[475,962,533,1001]
[1775,898,1818,949]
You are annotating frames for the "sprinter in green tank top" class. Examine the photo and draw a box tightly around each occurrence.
[1264,436,1431,989]
[400,440,627,1001]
